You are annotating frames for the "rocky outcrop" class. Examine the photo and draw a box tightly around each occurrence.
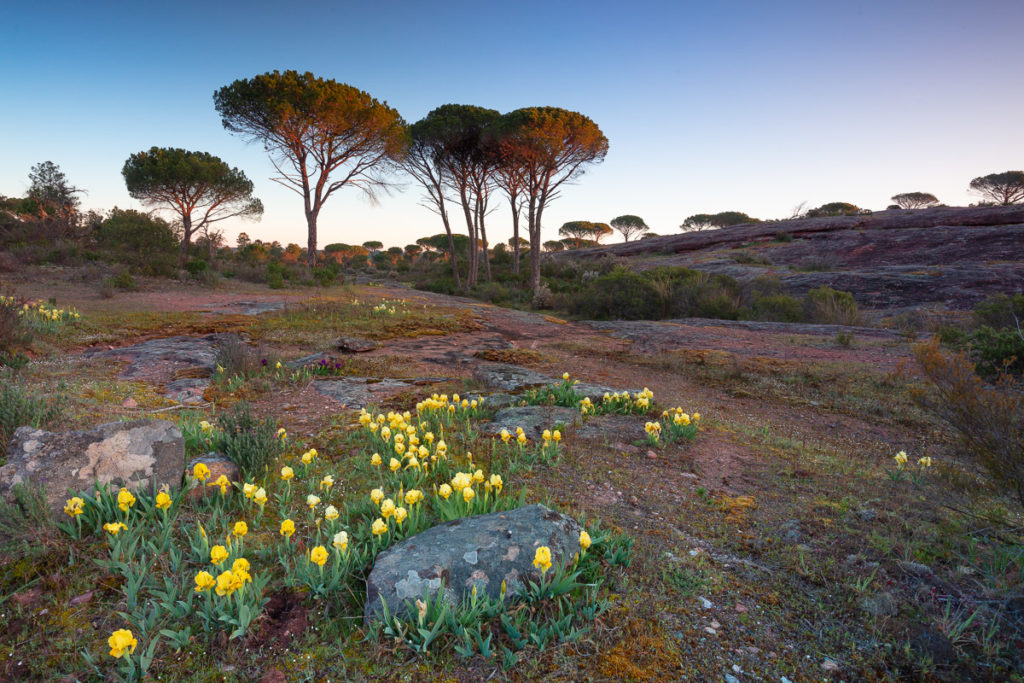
[0,419,185,512]
[364,504,584,626]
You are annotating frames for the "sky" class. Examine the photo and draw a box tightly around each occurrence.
[2,0,1023,250]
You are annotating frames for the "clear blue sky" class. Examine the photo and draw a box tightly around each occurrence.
[2,0,1022,248]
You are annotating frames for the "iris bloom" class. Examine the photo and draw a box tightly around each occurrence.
[108,629,137,658]
[309,545,329,567]
[117,488,136,512]
[193,462,211,482]
[533,546,552,575]
[194,571,215,593]
[233,521,248,538]
[372,518,387,536]
[333,531,349,551]
[64,496,84,517]
[210,545,229,566]
[280,519,295,538]
[280,466,294,481]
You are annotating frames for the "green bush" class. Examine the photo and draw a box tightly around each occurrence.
[104,271,137,291]
[572,268,662,320]
[804,286,859,325]
[974,293,1024,330]
[0,382,65,460]
[185,259,208,275]
[969,326,1024,377]
[211,402,282,479]
[749,294,805,322]
[0,295,32,353]
[313,263,341,286]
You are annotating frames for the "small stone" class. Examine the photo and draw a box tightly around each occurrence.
[703,626,717,635]
[647,450,658,459]
[710,619,721,629]
[69,591,94,606]
[821,658,839,672]
[735,603,748,613]
[121,397,138,409]
[335,336,379,353]
[898,560,933,577]
[860,591,898,617]
[781,677,793,683]
[857,508,876,521]
[699,596,713,609]
[725,674,740,683]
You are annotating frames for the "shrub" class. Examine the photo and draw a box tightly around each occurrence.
[0,382,65,460]
[313,263,341,287]
[749,294,805,323]
[804,286,859,325]
[913,338,1024,508]
[774,231,793,242]
[731,250,771,265]
[214,336,269,377]
[185,259,208,275]
[0,294,32,353]
[572,268,661,320]
[969,326,1024,377]
[104,271,137,291]
[974,293,1024,330]
[211,402,283,479]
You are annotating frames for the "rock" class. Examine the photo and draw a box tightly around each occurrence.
[186,453,239,500]
[479,393,516,410]
[482,406,579,442]
[364,504,584,626]
[820,658,839,672]
[573,414,639,441]
[312,377,421,410]
[69,591,94,606]
[471,362,555,392]
[781,519,803,544]
[724,674,740,683]
[910,627,955,666]
[860,591,898,617]
[164,378,209,404]
[0,419,184,513]
[82,334,233,382]
[121,397,138,409]
[335,336,379,353]
[857,508,876,521]
[898,560,933,578]
[573,382,641,402]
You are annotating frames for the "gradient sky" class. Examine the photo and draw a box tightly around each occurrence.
[3,0,1023,249]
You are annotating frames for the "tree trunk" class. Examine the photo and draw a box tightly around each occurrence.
[476,194,492,282]
[459,187,478,288]
[528,198,541,292]
[510,197,520,275]
[439,203,461,288]
[305,209,318,270]
[177,214,192,269]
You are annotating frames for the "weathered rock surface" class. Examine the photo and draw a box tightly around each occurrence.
[0,419,185,512]
[164,378,208,405]
[335,336,379,353]
[82,334,233,380]
[364,504,584,625]
[312,377,444,410]
[472,362,554,392]
[482,406,580,441]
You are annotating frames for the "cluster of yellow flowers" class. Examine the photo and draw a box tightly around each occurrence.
[415,392,483,416]
[644,421,662,436]
[0,297,81,322]
[195,556,252,597]
[359,407,451,472]
[893,450,933,468]
[660,407,701,426]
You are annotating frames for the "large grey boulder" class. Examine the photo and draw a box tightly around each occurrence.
[365,504,584,626]
[0,419,185,513]
[471,362,555,392]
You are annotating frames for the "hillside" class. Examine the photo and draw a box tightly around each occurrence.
[552,206,1024,311]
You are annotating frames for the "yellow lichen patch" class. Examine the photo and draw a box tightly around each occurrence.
[598,619,683,680]
[718,495,757,524]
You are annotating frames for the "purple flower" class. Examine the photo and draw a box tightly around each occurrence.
[261,358,268,366]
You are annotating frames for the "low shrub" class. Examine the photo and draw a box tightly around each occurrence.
[0,294,32,352]
[969,326,1024,377]
[0,382,65,459]
[974,293,1024,330]
[749,294,805,323]
[184,259,208,275]
[104,271,137,291]
[913,338,1024,508]
[210,401,283,479]
[572,268,661,320]
[804,286,859,326]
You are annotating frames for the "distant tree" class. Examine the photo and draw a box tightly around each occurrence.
[543,240,565,252]
[122,147,262,268]
[214,70,405,269]
[28,161,84,230]
[386,246,404,265]
[236,232,251,249]
[805,202,862,217]
[640,232,660,239]
[363,240,383,253]
[891,192,939,209]
[558,221,612,249]
[969,171,1024,205]
[610,214,649,241]
[494,107,608,290]
[680,211,758,231]
[404,244,422,261]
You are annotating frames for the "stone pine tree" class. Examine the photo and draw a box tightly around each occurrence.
[122,147,263,268]
[610,214,649,241]
[969,171,1024,205]
[214,71,405,269]
[890,192,939,209]
[495,107,608,291]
